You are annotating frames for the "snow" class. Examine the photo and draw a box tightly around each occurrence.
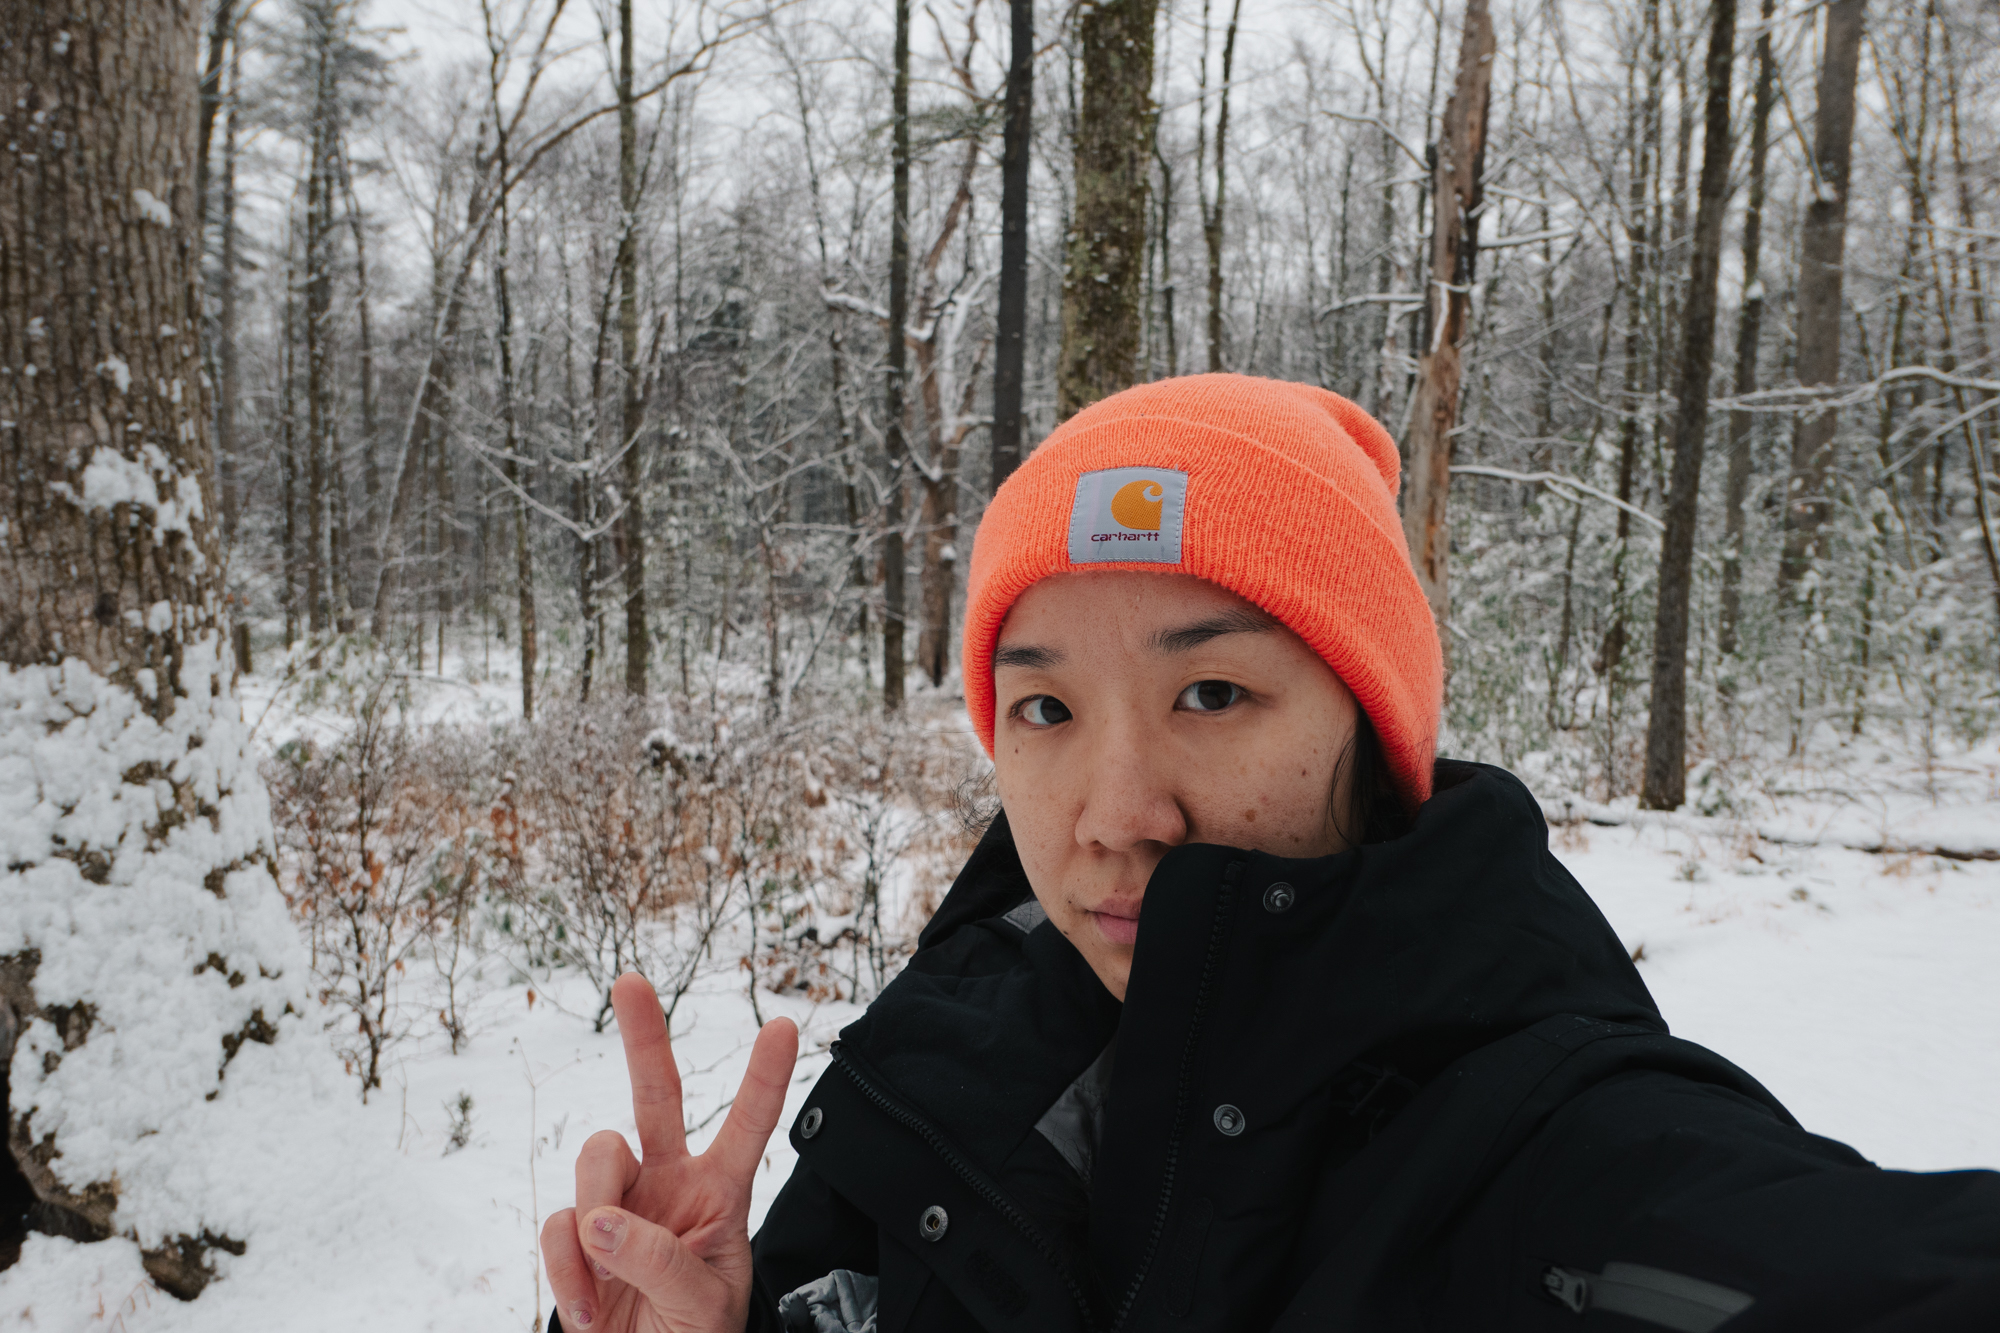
[97,357,132,394]
[3,666,1997,1328]
[50,445,207,542]
[131,190,173,228]
[1,640,315,1249]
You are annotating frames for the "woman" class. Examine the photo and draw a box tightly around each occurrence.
[541,375,2000,1333]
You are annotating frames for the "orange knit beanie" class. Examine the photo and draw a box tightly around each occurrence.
[962,373,1443,807]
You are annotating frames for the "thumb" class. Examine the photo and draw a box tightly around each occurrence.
[581,1206,731,1325]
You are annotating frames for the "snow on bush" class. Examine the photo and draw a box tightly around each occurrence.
[266,671,487,1095]
[255,667,984,1099]
[1,636,317,1294]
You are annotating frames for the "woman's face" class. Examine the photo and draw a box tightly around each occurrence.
[991,572,1360,1000]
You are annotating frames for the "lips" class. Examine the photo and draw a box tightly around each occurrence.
[1089,903,1142,946]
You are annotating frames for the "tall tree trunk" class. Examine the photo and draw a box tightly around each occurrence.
[1056,0,1158,419]
[1776,0,1866,600]
[338,139,379,592]
[1153,142,1179,378]
[195,0,234,224]
[1641,0,1737,810]
[1718,0,1775,659]
[1201,0,1241,374]
[487,32,535,718]
[991,0,1032,491]
[910,135,979,690]
[281,225,302,645]
[368,163,490,637]
[2,2,300,1296]
[1599,0,1663,728]
[616,0,649,695]
[883,0,911,711]
[303,5,338,635]
[1400,0,1495,641]
[219,35,249,674]
[1937,9,2000,633]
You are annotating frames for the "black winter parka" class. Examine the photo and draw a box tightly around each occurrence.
[682,762,2000,1331]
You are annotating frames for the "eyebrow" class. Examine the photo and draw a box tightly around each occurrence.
[1150,607,1277,654]
[993,644,1064,671]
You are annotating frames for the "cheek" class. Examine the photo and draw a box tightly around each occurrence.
[994,759,1072,877]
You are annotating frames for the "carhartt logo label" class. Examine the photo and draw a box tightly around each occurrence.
[1110,479,1165,530]
[1068,467,1187,564]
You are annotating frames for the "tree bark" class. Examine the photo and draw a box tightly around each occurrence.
[1776,0,1866,601]
[1718,0,1775,659]
[881,0,911,711]
[219,36,249,673]
[194,0,234,226]
[912,135,980,690]
[281,223,302,645]
[1640,0,1738,810]
[1200,0,1241,374]
[616,0,649,695]
[990,0,1032,491]
[486,26,535,718]
[302,1,339,634]
[1056,0,1158,419]
[1399,0,1495,641]
[337,139,378,590]
[2,0,296,1296]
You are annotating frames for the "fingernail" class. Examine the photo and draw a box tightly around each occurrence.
[585,1213,624,1253]
[593,1261,611,1279]
[570,1301,594,1328]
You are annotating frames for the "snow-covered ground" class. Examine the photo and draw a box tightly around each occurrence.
[6,672,1999,1331]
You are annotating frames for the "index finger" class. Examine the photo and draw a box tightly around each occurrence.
[612,971,686,1161]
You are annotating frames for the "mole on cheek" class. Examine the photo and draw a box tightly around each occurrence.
[1243,808,1257,823]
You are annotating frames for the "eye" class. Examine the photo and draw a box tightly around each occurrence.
[1017,695,1073,727]
[1177,680,1244,713]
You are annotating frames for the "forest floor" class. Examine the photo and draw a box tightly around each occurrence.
[5,654,2000,1331]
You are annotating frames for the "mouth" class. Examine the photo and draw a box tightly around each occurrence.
[1088,902,1142,947]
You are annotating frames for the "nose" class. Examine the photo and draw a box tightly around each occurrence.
[1072,706,1188,853]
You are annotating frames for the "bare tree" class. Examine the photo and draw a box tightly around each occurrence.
[1717,0,1776,659]
[1400,0,1495,638]
[1199,0,1243,373]
[882,0,912,711]
[1641,0,1737,809]
[1776,0,1867,601]
[990,0,1033,490]
[615,0,651,696]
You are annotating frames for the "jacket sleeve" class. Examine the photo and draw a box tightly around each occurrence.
[1438,1069,2000,1330]
[750,1157,881,1329]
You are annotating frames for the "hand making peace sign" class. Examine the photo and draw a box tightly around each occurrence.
[540,972,800,1333]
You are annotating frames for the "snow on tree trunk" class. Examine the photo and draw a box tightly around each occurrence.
[0,1,309,1299]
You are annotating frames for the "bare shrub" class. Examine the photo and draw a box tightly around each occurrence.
[747,713,983,1006]
[266,676,487,1098]
[488,698,759,1030]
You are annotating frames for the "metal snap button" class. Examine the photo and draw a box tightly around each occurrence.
[1213,1103,1246,1136]
[799,1106,823,1140]
[919,1205,950,1242]
[1262,882,1296,913]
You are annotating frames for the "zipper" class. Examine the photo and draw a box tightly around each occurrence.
[829,1043,1102,1331]
[1109,858,1242,1331]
